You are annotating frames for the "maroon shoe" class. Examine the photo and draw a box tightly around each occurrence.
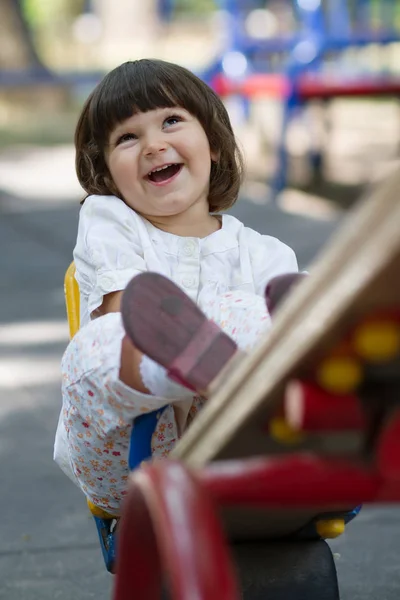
[265,273,308,315]
[121,272,238,392]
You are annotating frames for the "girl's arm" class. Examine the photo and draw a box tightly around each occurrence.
[74,195,147,324]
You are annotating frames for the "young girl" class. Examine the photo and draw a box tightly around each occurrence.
[54,59,298,516]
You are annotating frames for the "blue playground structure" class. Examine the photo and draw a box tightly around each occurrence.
[158,1,400,200]
[212,1,400,199]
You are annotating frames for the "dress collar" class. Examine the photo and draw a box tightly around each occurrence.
[141,214,241,256]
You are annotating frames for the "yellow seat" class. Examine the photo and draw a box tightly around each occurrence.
[64,261,115,523]
[64,261,80,339]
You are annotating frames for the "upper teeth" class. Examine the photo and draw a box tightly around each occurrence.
[150,165,172,175]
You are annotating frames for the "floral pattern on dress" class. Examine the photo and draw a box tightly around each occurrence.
[58,290,270,515]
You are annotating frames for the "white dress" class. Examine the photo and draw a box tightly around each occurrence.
[54,194,298,514]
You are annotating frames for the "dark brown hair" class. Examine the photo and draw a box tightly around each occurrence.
[75,59,244,212]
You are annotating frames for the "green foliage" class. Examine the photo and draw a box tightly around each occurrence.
[22,0,85,27]
[174,0,216,16]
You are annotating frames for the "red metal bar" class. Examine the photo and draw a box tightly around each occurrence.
[212,73,289,99]
[200,456,384,507]
[299,76,400,99]
[114,461,240,600]
[284,380,366,432]
[212,73,400,101]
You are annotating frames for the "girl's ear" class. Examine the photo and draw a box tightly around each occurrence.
[211,149,220,163]
[103,174,119,197]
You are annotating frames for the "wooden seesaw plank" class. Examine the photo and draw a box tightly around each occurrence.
[169,166,400,539]
[173,166,400,466]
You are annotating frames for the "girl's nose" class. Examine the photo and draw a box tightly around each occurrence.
[143,135,168,156]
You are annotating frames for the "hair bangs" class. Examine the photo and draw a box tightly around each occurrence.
[89,60,204,148]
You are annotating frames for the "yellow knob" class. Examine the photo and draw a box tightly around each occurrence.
[316,518,345,539]
[317,356,363,394]
[269,417,305,445]
[87,499,114,520]
[353,320,400,362]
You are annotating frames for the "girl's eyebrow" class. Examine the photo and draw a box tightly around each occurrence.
[109,121,134,143]
[160,106,186,116]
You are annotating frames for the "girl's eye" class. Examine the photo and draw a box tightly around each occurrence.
[164,115,182,127]
[116,132,137,145]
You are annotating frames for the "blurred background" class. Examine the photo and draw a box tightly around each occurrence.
[1,1,400,599]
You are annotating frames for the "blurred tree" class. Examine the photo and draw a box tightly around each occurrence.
[0,0,46,69]
[166,0,216,18]
[23,0,84,27]
[19,0,89,71]
[177,0,215,15]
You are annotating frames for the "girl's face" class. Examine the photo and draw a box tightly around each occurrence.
[106,107,217,222]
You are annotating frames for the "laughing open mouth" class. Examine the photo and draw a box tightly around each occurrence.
[147,163,182,183]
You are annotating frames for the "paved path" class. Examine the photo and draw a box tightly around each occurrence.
[0,146,399,599]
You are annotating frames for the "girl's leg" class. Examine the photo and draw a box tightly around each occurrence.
[119,334,149,393]
[121,273,272,395]
[265,273,308,315]
[199,290,271,353]
[120,333,196,399]
[55,312,194,514]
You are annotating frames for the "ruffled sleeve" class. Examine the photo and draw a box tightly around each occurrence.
[73,195,147,319]
[246,229,299,296]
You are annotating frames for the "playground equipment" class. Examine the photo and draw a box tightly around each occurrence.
[111,163,400,598]
[64,263,358,594]
[65,165,400,597]
[206,1,400,198]
[156,1,400,199]
[64,262,354,585]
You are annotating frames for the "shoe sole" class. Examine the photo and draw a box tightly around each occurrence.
[121,272,238,392]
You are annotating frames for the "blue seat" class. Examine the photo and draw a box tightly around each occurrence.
[92,408,168,572]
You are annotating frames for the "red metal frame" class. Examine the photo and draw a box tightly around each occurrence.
[198,412,400,508]
[212,72,400,101]
[113,462,240,600]
[114,408,400,599]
